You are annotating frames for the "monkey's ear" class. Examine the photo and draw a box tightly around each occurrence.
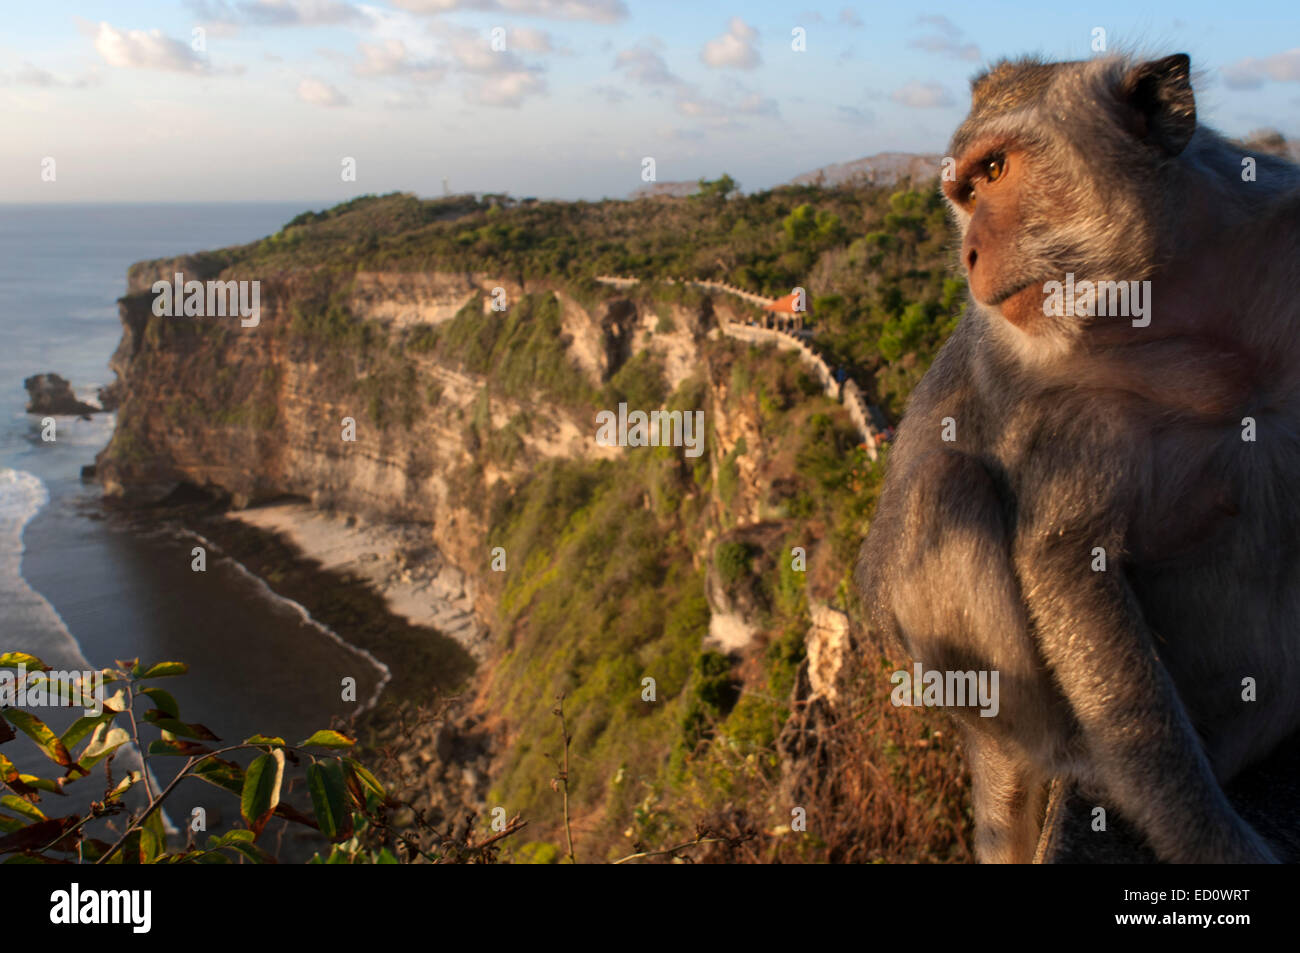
[1119,53,1197,156]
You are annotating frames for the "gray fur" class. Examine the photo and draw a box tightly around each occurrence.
[857,53,1300,863]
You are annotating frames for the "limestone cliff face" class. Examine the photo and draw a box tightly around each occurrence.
[96,262,717,624]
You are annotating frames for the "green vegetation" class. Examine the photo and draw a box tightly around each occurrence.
[169,180,956,419]
[0,653,425,864]
[109,174,970,862]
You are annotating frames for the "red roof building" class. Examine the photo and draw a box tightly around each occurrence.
[762,292,808,330]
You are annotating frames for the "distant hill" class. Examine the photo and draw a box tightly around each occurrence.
[1235,128,1300,164]
[788,152,944,189]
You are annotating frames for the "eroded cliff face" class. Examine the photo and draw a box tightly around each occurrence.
[96,259,717,624]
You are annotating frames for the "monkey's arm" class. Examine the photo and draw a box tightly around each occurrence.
[1016,521,1278,863]
[859,447,1069,862]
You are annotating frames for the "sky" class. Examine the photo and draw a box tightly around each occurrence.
[1,0,1298,204]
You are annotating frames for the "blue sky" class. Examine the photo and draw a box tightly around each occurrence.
[1,1,1297,203]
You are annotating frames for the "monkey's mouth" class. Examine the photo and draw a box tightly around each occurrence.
[980,279,1051,331]
[985,279,1039,307]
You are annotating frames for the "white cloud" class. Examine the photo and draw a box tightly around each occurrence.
[93,22,210,73]
[354,39,445,81]
[891,80,954,108]
[466,70,546,107]
[736,92,778,116]
[1222,48,1300,90]
[615,45,680,85]
[908,15,980,63]
[186,0,362,27]
[509,27,554,53]
[298,76,350,105]
[701,17,760,69]
[392,0,627,22]
[838,7,863,28]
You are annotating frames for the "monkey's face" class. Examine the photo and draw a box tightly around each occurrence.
[943,144,1056,331]
[944,54,1198,353]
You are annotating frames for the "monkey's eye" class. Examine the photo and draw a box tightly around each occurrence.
[984,155,1006,183]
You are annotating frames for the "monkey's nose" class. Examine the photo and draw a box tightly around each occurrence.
[966,248,978,271]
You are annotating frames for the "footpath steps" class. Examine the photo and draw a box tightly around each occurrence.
[594,274,886,460]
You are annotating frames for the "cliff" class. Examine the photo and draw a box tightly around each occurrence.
[96,189,971,862]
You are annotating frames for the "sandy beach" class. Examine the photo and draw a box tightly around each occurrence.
[228,503,488,661]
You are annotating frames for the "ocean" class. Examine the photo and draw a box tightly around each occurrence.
[0,204,385,827]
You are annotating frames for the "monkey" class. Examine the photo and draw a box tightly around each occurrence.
[857,52,1300,864]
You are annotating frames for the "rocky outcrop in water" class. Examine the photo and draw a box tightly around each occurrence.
[24,373,98,416]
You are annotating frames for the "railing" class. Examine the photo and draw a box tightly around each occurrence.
[594,275,885,460]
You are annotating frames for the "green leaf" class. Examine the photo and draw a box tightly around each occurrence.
[60,710,115,751]
[0,816,26,834]
[299,729,356,749]
[376,847,399,864]
[137,687,179,718]
[192,757,245,796]
[0,795,44,822]
[241,749,284,838]
[343,758,387,798]
[0,756,40,798]
[138,661,189,679]
[142,710,219,741]
[206,829,255,849]
[107,773,140,803]
[307,760,353,842]
[78,724,130,771]
[140,809,166,863]
[17,775,64,795]
[0,653,49,671]
[3,710,72,767]
[147,739,213,757]
[226,840,270,864]
[243,735,285,747]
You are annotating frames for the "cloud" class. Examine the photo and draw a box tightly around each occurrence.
[391,0,627,22]
[187,0,363,27]
[1222,48,1300,90]
[509,27,554,53]
[701,17,760,70]
[672,83,774,127]
[465,70,546,107]
[93,23,210,73]
[908,14,980,62]
[354,39,446,81]
[592,84,630,103]
[13,63,57,87]
[435,26,548,106]
[615,45,681,86]
[837,104,874,124]
[838,7,863,28]
[298,77,350,105]
[891,80,954,108]
[736,92,778,117]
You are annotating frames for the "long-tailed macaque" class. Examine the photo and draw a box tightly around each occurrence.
[857,52,1300,863]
